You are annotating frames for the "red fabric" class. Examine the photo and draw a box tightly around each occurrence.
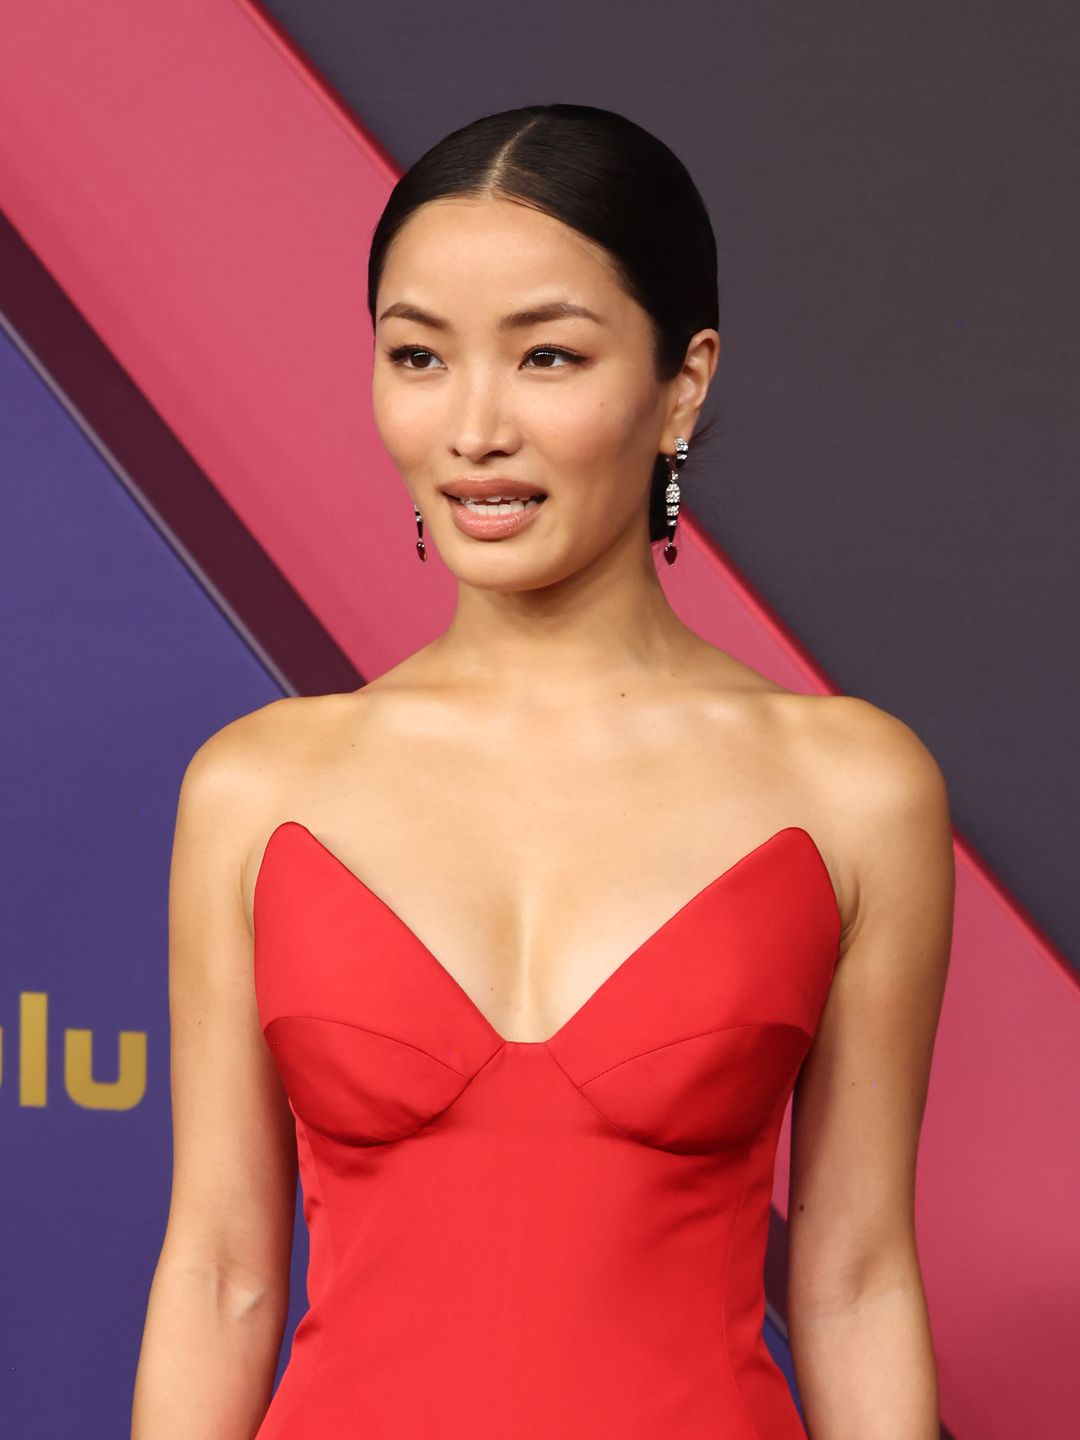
[253,821,840,1436]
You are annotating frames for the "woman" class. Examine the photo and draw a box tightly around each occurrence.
[132,104,954,1438]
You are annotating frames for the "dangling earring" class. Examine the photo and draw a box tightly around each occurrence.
[663,436,689,565]
[413,502,427,562]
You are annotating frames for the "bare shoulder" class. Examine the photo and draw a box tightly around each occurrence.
[692,645,949,815]
[814,693,952,860]
[791,691,949,813]
[177,693,312,829]
[761,690,954,939]
[800,696,950,944]
[173,692,353,909]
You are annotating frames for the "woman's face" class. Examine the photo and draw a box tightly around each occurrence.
[371,195,700,587]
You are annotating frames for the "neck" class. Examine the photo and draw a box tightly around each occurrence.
[426,541,700,705]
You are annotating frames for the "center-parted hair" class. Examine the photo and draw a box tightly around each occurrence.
[367,103,721,544]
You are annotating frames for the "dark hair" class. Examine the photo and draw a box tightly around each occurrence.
[367,103,720,544]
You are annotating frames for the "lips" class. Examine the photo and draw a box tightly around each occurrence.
[442,478,547,501]
[445,489,548,540]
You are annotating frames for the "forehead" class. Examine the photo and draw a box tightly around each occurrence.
[378,197,627,317]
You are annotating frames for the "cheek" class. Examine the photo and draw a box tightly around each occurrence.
[529,393,657,530]
[371,377,440,464]
[527,387,641,473]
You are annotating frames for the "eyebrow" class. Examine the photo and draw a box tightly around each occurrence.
[376,300,606,330]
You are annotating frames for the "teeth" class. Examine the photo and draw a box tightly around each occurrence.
[457,496,544,514]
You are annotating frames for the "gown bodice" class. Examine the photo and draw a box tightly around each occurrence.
[252,820,841,1438]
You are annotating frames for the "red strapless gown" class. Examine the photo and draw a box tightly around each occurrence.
[252,820,841,1438]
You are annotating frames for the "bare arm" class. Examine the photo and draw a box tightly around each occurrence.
[787,698,956,1439]
[131,708,298,1438]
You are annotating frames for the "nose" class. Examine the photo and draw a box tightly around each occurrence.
[449,368,519,463]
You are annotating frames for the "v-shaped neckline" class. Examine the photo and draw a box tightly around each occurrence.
[257,820,838,1049]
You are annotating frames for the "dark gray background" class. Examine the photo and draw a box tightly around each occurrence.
[261,0,1079,971]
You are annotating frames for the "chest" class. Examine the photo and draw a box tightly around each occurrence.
[261,712,819,1044]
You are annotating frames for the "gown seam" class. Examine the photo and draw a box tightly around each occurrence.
[577,1019,813,1087]
[542,1045,645,1147]
[365,1041,507,1147]
[263,1011,473,1077]
[719,1140,766,1440]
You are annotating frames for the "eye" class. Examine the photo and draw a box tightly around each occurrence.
[385,345,445,371]
[523,346,585,369]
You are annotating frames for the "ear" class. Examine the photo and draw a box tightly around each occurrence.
[661,328,721,452]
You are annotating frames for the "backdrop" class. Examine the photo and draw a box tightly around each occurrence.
[1,3,1077,1437]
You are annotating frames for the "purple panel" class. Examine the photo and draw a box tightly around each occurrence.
[0,330,306,1437]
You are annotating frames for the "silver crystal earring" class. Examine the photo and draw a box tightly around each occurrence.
[413,503,427,562]
[663,436,689,565]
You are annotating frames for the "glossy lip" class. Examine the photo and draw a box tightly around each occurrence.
[441,477,547,500]
[445,491,547,541]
